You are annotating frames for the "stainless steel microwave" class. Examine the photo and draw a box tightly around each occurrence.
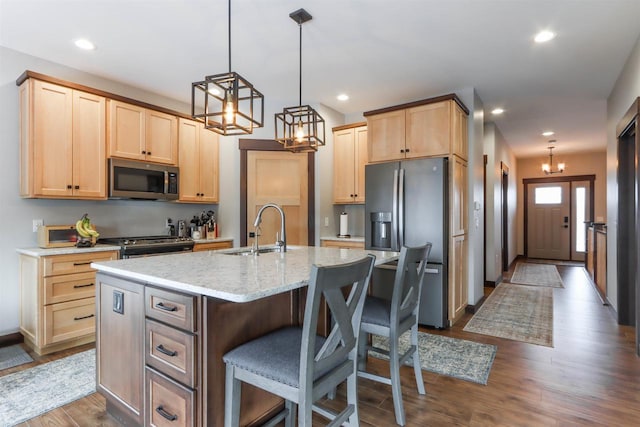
[109,158,179,200]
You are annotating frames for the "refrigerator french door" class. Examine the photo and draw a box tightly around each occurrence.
[365,157,448,328]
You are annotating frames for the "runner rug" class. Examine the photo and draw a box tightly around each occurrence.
[371,331,497,385]
[510,262,564,288]
[463,283,554,347]
[0,349,95,426]
[0,345,33,371]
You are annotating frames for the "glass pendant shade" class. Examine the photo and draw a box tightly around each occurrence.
[542,144,564,175]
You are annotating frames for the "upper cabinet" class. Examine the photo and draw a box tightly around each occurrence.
[108,100,178,165]
[365,95,469,163]
[178,118,219,203]
[19,79,107,199]
[333,123,368,204]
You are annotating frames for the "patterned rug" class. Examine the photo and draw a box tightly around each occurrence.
[371,332,497,385]
[0,349,95,426]
[463,283,553,347]
[510,262,564,288]
[0,345,33,371]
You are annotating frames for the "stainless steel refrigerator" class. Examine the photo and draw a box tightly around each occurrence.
[365,157,448,328]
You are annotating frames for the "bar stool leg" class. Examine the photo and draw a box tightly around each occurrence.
[411,325,426,395]
[225,365,241,427]
[389,335,406,426]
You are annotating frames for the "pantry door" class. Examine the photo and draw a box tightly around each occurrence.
[241,140,314,247]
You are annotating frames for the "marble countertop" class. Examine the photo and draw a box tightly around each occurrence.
[92,246,398,303]
[320,236,365,243]
[17,244,121,257]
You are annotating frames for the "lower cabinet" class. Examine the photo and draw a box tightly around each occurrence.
[192,240,233,252]
[320,238,365,250]
[449,234,468,325]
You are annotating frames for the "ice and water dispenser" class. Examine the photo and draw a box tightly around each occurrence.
[370,212,392,249]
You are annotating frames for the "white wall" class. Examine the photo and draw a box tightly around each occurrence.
[606,33,640,311]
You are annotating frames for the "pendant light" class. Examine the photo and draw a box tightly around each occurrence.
[541,141,565,175]
[275,8,325,152]
[191,0,264,136]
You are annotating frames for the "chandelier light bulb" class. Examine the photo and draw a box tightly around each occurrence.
[296,120,305,142]
[224,90,235,123]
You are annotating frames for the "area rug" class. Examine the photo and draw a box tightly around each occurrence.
[463,283,553,347]
[510,262,564,288]
[0,349,95,426]
[371,332,497,385]
[0,345,33,371]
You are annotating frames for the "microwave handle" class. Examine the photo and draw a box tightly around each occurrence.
[164,171,169,194]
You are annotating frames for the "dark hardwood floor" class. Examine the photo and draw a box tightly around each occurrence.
[3,262,639,426]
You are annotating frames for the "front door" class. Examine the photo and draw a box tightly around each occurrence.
[246,151,309,246]
[527,182,571,260]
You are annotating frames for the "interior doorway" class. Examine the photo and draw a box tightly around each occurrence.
[501,162,509,272]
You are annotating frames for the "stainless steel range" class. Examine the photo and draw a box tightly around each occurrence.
[99,235,194,259]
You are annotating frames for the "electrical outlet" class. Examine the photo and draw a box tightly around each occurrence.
[324,217,329,227]
[166,218,173,227]
[32,219,43,232]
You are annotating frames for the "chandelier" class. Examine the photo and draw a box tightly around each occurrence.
[191,0,264,136]
[542,142,565,175]
[275,8,326,153]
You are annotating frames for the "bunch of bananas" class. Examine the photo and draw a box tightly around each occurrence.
[76,213,99,239]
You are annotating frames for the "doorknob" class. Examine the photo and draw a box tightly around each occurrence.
[563,225,569,228]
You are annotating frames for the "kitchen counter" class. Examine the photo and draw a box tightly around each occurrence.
[92,245,397,303]
[16,244,121,257]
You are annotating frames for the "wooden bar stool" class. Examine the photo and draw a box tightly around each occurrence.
[223,254,376,426]
[357,244,431,426]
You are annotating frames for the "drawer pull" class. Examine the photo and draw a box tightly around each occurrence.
[73,313,95,321]
[73,262,92,266]
[155,405,178,421]
[155,302,178,312]
[156,344,177,357]
[73,283,94,289]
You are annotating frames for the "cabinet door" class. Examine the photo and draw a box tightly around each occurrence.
[354,126,368,203]
[452,102,468,160]
[451,156,468,236]
[146,110,178,165]
[449,234,468,324]
[109,100,146,161]
[97,274,144,425]
[333,128,357,203]
[405,101,450,158]
[199,125,219,203]
[72,90,107,199]
[367,110,405,163]
[32,80,73,197]
[178,119,201,202]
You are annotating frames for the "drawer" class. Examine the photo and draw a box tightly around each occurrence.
[146,287,197,332]
[146,319,196,388]
[44,271,96,304]
[146,367,195,427]
[44,297,95,345]
[321,240,365,250]
[43,251,118,277]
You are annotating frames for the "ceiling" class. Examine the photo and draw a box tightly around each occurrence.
[2,0,640,158]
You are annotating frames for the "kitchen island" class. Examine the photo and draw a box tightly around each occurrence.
[92,246,397,427]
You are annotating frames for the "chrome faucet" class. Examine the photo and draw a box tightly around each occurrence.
[253,203,286,253]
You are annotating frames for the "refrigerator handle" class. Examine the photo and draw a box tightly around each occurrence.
[392,168,399,251]
[398,168,405,249]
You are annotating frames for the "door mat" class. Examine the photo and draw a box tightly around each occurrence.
[0,349,95,426]
[510,262,564,288]
[371,332,497,385]
[463,283,553,347]
[0,345,33,371]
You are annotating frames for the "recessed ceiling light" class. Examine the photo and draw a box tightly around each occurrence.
[337,94,349,101]
[491,108,504,115]
[542,131,555,137]
[74,39,95,50]
[534,30,556,43]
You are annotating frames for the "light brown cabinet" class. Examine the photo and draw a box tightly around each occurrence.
[178,118,220,203]
[451,156,468,236]
[192,240,233,252]
[365,96,468,163]
[320,239,365,250]
[449,234,468,322]
[19,249,118,355]
[108,100,178,165]
[332,123,368,204]
[19,79,107,199]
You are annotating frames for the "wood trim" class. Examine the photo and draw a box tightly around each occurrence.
[0,332,24,347]
[238,139,316,247]
[616,97,639,137]
[363,93,469,116]
[522,174,595,185]
[332,121,367,132]
[16,70,194,121]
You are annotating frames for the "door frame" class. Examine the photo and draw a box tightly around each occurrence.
[523,174,595,259]
[501,162,509,272]
[239,139,315,247]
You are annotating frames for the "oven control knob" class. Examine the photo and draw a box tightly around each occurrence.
[123,239,130,245]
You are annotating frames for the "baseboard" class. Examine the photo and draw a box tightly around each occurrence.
[465,295,487,314]
[0,332,24,348]
[485,273,503,288]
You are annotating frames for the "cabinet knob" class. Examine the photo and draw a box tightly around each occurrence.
[147,151,152,155]
[141,150,146,154]
[350,194,354,197]
[400,149,405,153]
[405,148,410,153]
[74,185,80,190]
[67,184,72,189]
[354,194,358,197]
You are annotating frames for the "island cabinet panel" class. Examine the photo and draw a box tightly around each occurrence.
[96,273,145,426]
[19,78,107,199]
